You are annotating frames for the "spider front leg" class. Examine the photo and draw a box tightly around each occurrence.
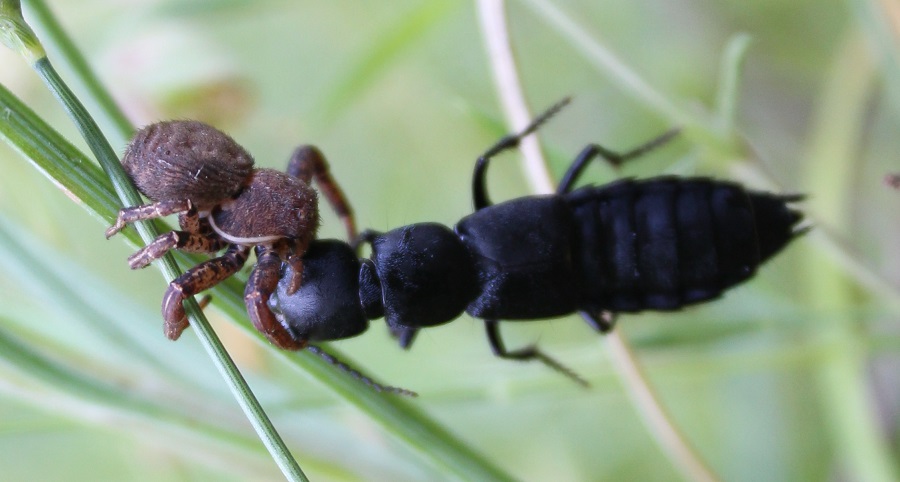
[162,244,250,339]
[106,199,193,238]
[125,202,227,269]
[244,246,306,350]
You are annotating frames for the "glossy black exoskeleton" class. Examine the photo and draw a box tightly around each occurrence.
[270,100,805,383]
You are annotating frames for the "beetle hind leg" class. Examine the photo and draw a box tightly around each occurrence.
[484,320,589,387]
[557,128,681,194]
[581,310,618,333]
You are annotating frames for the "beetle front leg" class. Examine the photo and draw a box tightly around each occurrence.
[162,244,250,339]
[245,247,306,350]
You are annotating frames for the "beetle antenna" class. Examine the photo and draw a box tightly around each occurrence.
[307,345,418,397]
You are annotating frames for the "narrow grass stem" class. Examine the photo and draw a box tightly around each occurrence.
[23,0,134,147]
[799,30,898,482]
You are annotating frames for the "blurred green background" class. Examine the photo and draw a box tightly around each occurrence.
[1,0,899,480]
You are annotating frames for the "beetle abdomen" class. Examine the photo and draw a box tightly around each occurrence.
[569,178,802,313]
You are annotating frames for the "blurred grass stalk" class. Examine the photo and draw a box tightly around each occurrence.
[799,29,898,482]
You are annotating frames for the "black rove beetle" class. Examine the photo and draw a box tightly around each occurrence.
[108,98,803,388]
[267,98,806,384]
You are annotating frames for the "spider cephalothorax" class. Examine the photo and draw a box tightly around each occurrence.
[107,120,355,348]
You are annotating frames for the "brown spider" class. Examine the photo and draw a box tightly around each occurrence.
[107,120,356,349]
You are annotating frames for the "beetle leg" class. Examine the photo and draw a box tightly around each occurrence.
[245,247,306,350]
[580,310,618,333]
[484,319,589,387]
[472,98,571,210]
[386,319,418,349]
[162,245,250,340]
[307,345,417,397]
[106,199,193,238]
[350,228,381,255]
[287,145,357,242]
[556,128,681,194]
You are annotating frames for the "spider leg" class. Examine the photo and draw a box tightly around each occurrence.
[287,145,356,242]
[128,232,227,269]
[244,246,306,350]
[106,199,193,238]
[162,244,250,340]
[172,295,212,333]
[126,204,226,269]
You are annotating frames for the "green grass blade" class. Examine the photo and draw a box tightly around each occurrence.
[23,0,134,147]
[798,31,899,482]
[314,0,458,124]
[714,33,752,136]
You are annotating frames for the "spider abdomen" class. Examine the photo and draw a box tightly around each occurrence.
[123,120,254,210]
